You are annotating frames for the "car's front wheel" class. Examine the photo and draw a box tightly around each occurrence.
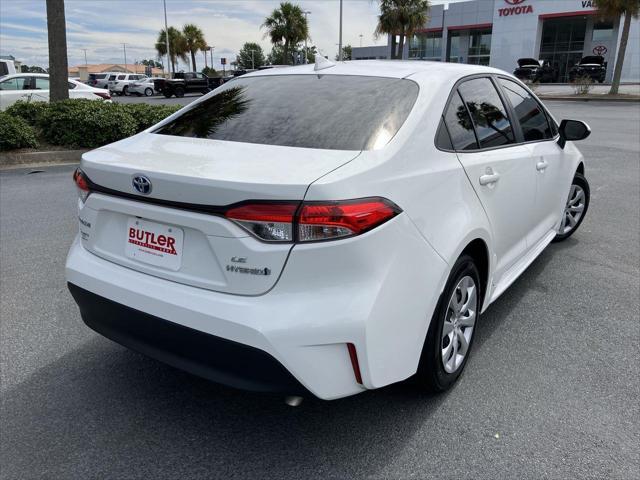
[122,86,129,96]
[553,172,590,242]
[417,254,480,392]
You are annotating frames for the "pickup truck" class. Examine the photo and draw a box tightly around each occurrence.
[154,72,218,98]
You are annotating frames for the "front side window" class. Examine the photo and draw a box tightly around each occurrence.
[109,75,116,81]
[458,78,514,149]
[155,75,419,151]
[443,91,478,151]
[498,78,553,142]
[117,75,125,80]
[34,77,50,90]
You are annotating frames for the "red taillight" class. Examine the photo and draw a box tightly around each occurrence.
[94,92,111,100]
[73,168,91,202]
[298,198,400,242]
[226,203,298,242]
[225,198,400,243]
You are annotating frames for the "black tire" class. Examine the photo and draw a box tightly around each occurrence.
[144,87,153,97]
[553,172,590,242]
[163,91,173,98]
[174,87,185,98]
[416,255,481,392]
[123,86,129,96]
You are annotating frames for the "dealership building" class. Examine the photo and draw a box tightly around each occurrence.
[353,0,640,82]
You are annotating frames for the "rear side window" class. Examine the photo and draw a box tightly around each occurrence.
[109,75,116,80]
[443,91,478,151]
[498,78,554,141]
[458,78,515,149]
[0,77,29,90]
[155,75,419,151]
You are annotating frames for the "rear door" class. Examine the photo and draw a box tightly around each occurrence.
[447,77,536,279]
[496,77,571,246]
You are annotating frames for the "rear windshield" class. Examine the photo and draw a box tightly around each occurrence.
[154,75,419,151]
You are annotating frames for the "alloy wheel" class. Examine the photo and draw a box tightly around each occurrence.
[441,275,477,374]
[561,184,585,234]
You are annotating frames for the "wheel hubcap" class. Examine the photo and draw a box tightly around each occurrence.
[442,276,477,374]
[561,184,585,234]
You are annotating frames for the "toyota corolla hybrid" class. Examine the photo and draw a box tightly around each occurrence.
[66,59,591,400]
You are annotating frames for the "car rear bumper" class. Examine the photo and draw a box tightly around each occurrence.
[68,282,307,394]
[65,211,447,399]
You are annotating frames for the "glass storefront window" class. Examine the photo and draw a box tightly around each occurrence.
[468,29,492,66]
[448,32,462,63]
[592,19,614,41]
[409,31,443,60]
[540,17,588,82]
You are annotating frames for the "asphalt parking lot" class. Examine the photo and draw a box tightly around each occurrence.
[1,102,638,479]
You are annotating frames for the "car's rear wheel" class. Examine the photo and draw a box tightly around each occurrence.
[144,87,153,96]
[175,87,185,98]
[416,255,480,392]
[553,173,590,242]
[123,86,129,96]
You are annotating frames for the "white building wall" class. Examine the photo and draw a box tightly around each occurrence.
[619,14,640,83]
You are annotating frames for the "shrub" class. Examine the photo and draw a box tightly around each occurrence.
[5,100,50,126]
[572,75,593,95]
[38,100,138,148]
[120,103,182,132]
[0,112,38,151]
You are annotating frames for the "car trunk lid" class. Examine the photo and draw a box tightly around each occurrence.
[78,133,360,295]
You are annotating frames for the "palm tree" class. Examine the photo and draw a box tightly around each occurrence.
[262,2,309,65]
[595,0,640,94]
[375,0,430,59]
[155,27,188,74]
[183,24,207,72]
[46,0,69,101]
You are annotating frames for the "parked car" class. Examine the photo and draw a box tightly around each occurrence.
[129,77,163,97]
[0,73,111,110]
[108,73,147,96]
[66,60,591,401]
[513,58,557,83]
[569,56,607,83]
[87,72,117,89]
[153,72,215,98]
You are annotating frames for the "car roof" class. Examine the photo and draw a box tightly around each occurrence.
[243,60,506,84]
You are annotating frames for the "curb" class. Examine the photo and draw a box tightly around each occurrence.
[539,95,640,102]
[0,149,87,170]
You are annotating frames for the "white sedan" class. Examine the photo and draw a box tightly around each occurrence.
[129,77,163,97]
[0,73,111,110]
[66,59,591,401]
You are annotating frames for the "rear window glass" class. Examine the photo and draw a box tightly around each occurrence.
[443,91,478,151]
[155,75,419,151]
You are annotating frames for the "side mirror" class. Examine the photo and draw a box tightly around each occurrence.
[558,119,591,149]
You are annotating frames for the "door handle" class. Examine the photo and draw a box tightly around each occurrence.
[479,172,500,186]
[536,159,549,171]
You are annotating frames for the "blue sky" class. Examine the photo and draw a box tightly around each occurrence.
[0,0,456,70]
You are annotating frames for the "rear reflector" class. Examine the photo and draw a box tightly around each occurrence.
[226,198,400,243]
[347,343,363,384]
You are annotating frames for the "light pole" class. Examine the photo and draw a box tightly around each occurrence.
[122,43,128,72]
[249,49,256,70]
[359,34,363,48]
[338,0,343,61]
[303,10,311,64]
[82,48,88,65]
[163,0,171,77]
[209,46,215,69]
